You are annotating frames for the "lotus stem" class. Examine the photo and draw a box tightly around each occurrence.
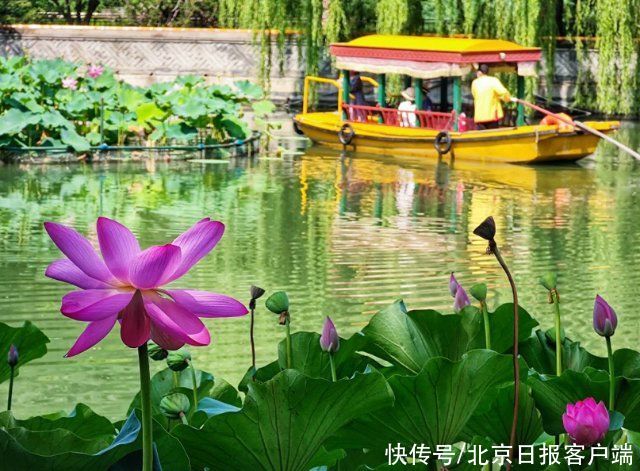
[491,242,520,468]
[551,289,562,376]
[606,336,615,410]
[179,411,189,425]
[481,301,491,350]
[329,353,337,382]
[250,306,256,372]
[188,360,198,415]
[285,316,292,369]
[138,343,153,471]
[7,365,14,411]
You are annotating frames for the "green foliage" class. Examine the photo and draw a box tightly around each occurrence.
[0,321,49,384]
[0,57,270,152]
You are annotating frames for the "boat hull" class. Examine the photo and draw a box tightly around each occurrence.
[294,112,620,164]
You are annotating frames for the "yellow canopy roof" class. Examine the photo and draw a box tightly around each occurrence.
[336,35,540,54]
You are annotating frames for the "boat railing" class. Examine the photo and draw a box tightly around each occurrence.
[343,104,456,131]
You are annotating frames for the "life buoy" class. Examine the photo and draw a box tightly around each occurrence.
[292,120,304,136]
[434,131,453,154]
[338,124,355,146]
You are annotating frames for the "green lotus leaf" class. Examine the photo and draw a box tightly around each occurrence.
[173,369,393,471]
[0,321,49,384]
[0,109,40,136]
[60,128,91,152]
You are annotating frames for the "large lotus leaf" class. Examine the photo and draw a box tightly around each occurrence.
[173,369,393,471]
[0,109,40,136]
[461,383,544,446]
[520,329,607,375]
[174,74,204,88]
[135,102,166,127]
[61,94,94,115]
[220,115,249,139]
[89,71,117,91]
[7,92,42,113]
[252,99,276,116]
[60,128,91,152]
[205,96,233,114]
[330,350,513,467]
[234,80,264,99]
[117,87,146,112]
[39,110,73,130]
[0,321,49,383]
[165,122,198,141]
[529,368,640,434]
[360,300,537,374]
[28,59,74,84]
[0,409,188,471]
[0,403,114,441]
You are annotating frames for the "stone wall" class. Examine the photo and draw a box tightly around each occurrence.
[0,25,305,101]
[0,24,592,106]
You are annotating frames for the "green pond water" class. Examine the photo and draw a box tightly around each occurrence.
[1,123,640,419]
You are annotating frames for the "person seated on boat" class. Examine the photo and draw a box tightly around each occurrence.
[349,71,367,121]
[421,83,433,111]
[398,87,418,127]
[471,63,515,130]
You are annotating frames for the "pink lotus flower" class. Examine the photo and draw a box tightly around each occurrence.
[44,217,248,357]
[87,65,104,79]
[62,77,78,90]
[562,397,609,445]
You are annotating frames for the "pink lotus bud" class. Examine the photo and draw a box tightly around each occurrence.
[7,344,18,367]
[449,272,459,297]
[593,295,617,337]
[320,316,340,353]
[454,285,471,312]
[562,398,609,445]
[62,77,78,90]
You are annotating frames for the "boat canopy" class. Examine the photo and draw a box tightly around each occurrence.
[330,35,542,79]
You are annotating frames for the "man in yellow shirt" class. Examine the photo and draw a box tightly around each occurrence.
[471,64,514,129]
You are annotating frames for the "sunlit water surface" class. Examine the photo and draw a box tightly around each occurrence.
[1,123,640,418]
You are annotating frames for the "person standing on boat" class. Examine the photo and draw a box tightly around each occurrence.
[471,64,514,130]
[349,71,367,121]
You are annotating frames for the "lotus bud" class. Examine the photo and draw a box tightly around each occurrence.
[454,285,471,312]
[320,317,340,353]
[562,398,609,445]
[539,273,558,291]
[473,216,496,241]
[593,295,617,337]
[449,273,459,297]
[266,291,290,325]
[159,392,191,419]
[469,283,487,303]
[167,348,191,371]
[148,342,168,361]
[249,285,265,310]
[7,345,18,367]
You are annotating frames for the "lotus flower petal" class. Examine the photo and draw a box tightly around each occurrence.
[144,294,210,346]
[563,397,609,446]
[97,217,141,283]
[61,289,134,321]
[167,290,248,318]
[120,291,150,348]
[129,244,181,290]
[151,323,185,351]
[44,222,115,283]
[65,315,117,357]
[166,219,224,282]
[46,259,111,289]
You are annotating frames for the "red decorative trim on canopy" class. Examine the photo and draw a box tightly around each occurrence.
[330,45,541,64]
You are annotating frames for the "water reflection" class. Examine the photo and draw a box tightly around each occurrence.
[0,123,639,418]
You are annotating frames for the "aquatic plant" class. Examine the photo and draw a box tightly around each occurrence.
[0,57,271,153]
[43,216,248,471]
[265,290,293,368]
[593,295,618,410]
[320,316,340,381]
[540,272,563,376]
[248,285,266,374]
[562,398,609,445]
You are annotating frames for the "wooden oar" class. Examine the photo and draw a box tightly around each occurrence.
[513,98,640,161]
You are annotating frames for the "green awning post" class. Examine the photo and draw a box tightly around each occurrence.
[452,76,462,131]
[377,74,386,107]
[341,70,350,120]
[516,75,525,126]
[414,78,424,126]
[440,77,448,111]
[377,74,386,123]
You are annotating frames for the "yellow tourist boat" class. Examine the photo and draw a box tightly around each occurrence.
[293,35,619,164]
